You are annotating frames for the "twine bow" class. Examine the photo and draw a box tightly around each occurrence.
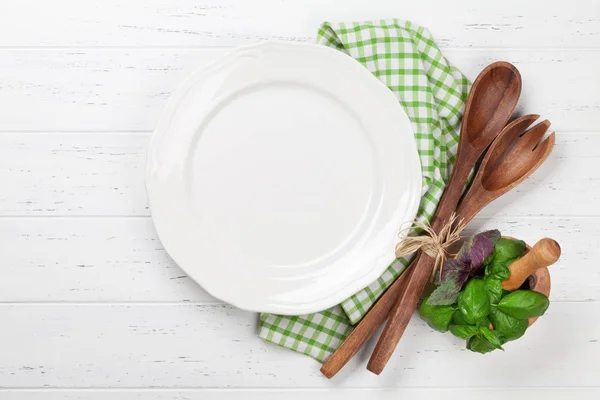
[395,213,467,281]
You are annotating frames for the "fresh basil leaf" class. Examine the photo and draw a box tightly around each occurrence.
[427,279,461,306]
[440,258,461,281]
[489,307,528,341]
[441,230,500,287]
[485,260,511,281]
[469,230,500,269]
[476,315,491,328]
[497,290,550,319]
[458,279,490,324]
[479,326,505,350]
[440,257,471,291]
[450,325,479,339]
[485,278,504,304]
[419,297,457,332]
[478,230,501,246]
[493,238,526,264]
[484,238,526,281]
[452,310,469,325]
[466,334,497,354]
[482,249,495,269]
[455,238,472,266]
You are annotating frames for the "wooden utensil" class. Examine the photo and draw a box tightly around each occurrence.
[320,61,522,378]
[319,254,420,378]
[498,236,555,326]
[367,114,555,374]
[503,238,561,291]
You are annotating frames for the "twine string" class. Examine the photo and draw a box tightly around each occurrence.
[395,213,467,281]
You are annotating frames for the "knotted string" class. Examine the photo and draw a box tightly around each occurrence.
[395,213,467,281]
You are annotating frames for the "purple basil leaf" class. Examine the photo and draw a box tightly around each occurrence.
[456,268,472,288]
[434,230,501,304]
[469,230,500,271]
[427,280,461,305]
[478,229,501,245]
[441,258,461,281]
[441,255,471,289]
[455,240,472,265]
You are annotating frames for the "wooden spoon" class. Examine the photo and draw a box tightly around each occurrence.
[367,114,555,374]
[320,61,521,378]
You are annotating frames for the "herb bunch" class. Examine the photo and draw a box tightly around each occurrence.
[419,230,550,354]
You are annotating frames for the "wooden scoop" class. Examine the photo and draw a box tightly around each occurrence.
[320,62,522,378]
[503,238,561,291]
[367,114,555,374]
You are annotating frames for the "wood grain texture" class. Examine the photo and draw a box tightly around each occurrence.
[0,133,595,217]
[1,0,599,48]
[0,217,594,303]
[0,133,149,216]
[0,217,215,303]
[1,0,598,396]
[0,302,598,388]
[2,389,600,400]
[0,49,599,132]
[503,238,561,291]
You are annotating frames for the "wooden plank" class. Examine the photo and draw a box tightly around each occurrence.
[0,302,597,387]
[0,133,149,216]
[0,1,595,395]
[1,0,599,48]
[2,388,599,400]
[0,217,216,303]
[0,49,598,132]
[0,216,594,302]
[0,133,596,217]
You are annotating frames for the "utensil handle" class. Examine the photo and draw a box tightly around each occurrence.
[502,238,561,291]
[428,151,476,232]
[366,253,434,374]
[320,259,417,378]
[453,178,494,225]
[366,155,477,374]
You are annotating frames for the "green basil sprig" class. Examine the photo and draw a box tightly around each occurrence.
[418,233,551,355]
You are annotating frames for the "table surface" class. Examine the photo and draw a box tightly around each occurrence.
[1,1,599,399]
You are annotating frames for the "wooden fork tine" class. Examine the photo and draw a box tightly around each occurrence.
[521,119,551,150]
[533,131,555,155]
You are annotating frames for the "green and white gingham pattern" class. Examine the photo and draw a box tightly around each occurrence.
[258,20,471,362]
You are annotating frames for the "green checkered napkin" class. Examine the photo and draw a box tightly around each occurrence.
[258,20,471,362]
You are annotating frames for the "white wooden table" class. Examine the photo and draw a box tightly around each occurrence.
[0,1,599,399]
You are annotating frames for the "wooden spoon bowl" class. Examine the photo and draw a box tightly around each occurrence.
[461,62,522,150]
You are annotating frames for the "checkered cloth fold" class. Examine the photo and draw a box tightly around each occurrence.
[258,20,470,362]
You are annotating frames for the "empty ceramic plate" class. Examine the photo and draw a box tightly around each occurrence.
[146,42,422,314]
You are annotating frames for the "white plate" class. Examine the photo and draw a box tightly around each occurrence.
[146,42,422,314]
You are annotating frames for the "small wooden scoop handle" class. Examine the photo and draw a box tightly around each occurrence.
[502,238,561,291]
